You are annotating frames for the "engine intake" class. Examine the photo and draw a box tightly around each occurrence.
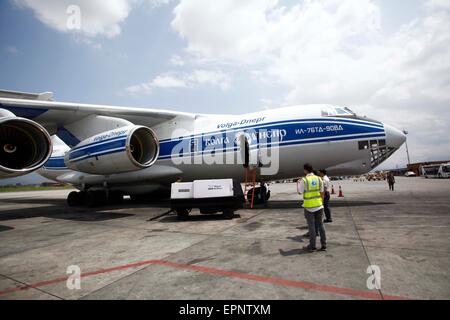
[65,125,159,175]
[0,117,52,178]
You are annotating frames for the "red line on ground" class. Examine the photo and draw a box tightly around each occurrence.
[0,259,411,300]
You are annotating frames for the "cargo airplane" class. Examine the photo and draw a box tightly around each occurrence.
[0,90,406,210]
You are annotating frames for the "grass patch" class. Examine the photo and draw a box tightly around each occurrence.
[0,185,74,193]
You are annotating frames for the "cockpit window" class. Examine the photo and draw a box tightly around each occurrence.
[321,106,382,124]
[321,106,355,117]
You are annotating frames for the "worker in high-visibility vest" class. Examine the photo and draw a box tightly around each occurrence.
[297,163,327,252]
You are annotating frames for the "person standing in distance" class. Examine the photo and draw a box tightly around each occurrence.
[387,172,396,191]
[298,163,327,252]
[319,169,333,223]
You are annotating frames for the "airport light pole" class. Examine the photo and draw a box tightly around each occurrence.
[403,130,411,166]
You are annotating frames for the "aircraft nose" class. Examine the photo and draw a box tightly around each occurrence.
[385,124,406,149]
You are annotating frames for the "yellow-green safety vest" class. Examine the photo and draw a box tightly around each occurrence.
[302,175,323,209]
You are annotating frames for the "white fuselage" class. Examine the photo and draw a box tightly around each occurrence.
[38,105,406,195]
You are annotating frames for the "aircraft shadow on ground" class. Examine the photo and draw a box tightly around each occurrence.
[0,225,14,232]
[3,197,171,208]
[251,200,394,210]
[0,199,392,223]
[158,213,242,223]
[0,206,134,222]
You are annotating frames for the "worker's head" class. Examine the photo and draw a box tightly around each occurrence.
[319,169,327,177]
[303,163,313,175]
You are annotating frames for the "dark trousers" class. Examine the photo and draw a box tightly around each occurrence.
[324,192,332,221]
[389,183,394,191]
[304,209,326,249]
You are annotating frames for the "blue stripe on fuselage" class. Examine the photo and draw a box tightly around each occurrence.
[159,117,384,143]
[70,147,127,163]
[44,118,386,169]
[158,120,385,158]
[158,133,386,160]
[43,157,67,170]
[70,135,128,152]
[69,138,127,160]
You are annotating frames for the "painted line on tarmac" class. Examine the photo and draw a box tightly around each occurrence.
[0,259,412,300]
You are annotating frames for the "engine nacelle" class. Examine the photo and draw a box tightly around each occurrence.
[0,113,52,178]
[65,125,160,175]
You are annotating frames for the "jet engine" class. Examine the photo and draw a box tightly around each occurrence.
[0,110,52,178]
[65,125,159,175]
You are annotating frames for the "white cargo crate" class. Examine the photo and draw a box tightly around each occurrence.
[171,182,194,199]
[193,179,234,199]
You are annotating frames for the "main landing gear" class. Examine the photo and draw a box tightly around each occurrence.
[246,186,271,206]
[67,190,124,207]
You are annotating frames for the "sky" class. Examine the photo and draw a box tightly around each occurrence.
[1,0,449,185]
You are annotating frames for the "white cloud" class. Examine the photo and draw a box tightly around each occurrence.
[186,69,232,90]
[13,0,173,38]
[125,69,231,94]
[426,0,450,10]
[147,0,173,8]
[14,0,132,38]
[151,74,188,89]
[169,54,185,66]
[171,0,450,166]
[171,0,278,63]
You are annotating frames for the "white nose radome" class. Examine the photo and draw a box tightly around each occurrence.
[385,124,406,149]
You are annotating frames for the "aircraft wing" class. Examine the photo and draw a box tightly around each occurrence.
[0,90,196,146]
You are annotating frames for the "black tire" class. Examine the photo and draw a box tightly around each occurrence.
[176,209,191,219]
[84,191,107,207]
[247,187,270,205]
[84,191,97,207]
[109,191,124,204]
[130,194,143,203]
[222,209,234,220]
[67,191,81,207]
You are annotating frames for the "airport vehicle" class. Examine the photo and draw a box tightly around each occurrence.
[439,163,450,178]
[405,171,417,177]
[366,172,386,181]
[170,179,244,219]
[421,164,442,178]
[0,90,406,212]
[421,163,450,178]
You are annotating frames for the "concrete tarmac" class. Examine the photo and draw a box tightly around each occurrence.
[0,177,449,300]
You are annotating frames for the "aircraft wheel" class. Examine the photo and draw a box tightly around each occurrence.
[85,191,106,207]
[67,191,82,207]
[109,191,124,204]
[247,187,269,205]
[222,209,234,220]
[130,194,144,203]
